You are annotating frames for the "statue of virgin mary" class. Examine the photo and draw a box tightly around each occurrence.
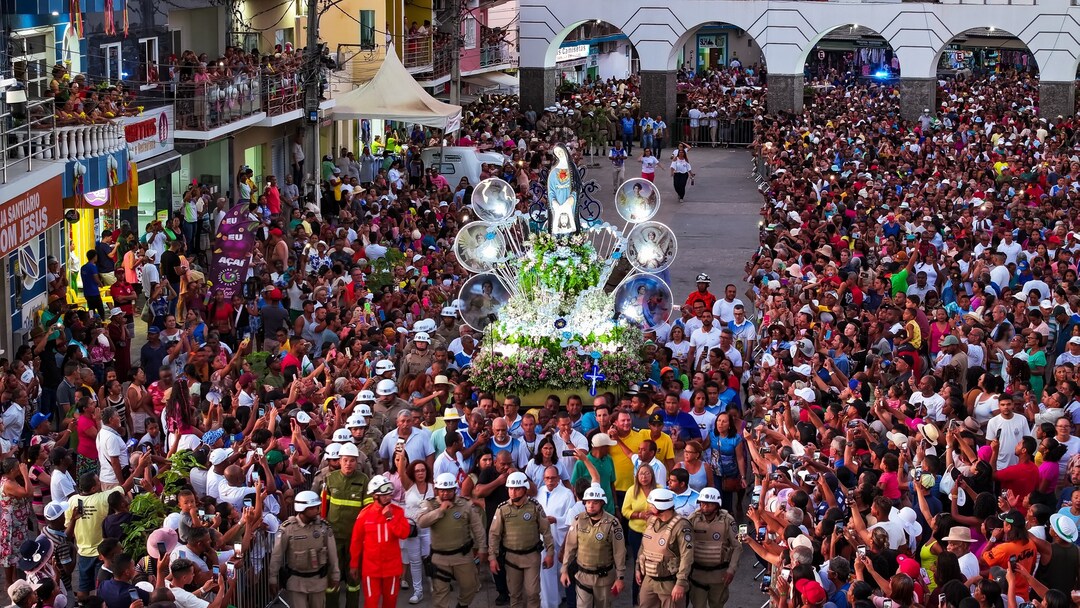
[547,145,582,237]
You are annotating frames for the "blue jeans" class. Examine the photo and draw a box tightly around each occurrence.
[621,132,633,154]
[641,133,654,152]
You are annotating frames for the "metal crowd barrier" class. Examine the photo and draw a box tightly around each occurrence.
[672,117,755,147]
[234,529,279,608]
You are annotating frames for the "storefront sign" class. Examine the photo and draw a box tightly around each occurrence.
[0,176,62,258]
[123,107,175,163]
[556,44,590,63]
[209,204,260,300]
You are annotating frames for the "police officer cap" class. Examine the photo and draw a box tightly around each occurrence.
[414,318,437,333]
[374,360,396,375]
[647,488,675,510]
[356,390,376,403]
[338,443,360,458]
[295,490,321,510]
[376,379,398,396]
[506,471,529,488]
[368,474,394,495]
[698,487,722,504]
[440,306,457,317]
[434,473,457,490]
[414,331,432,344]
[356,403,374,417]
[583,484,607,503]
[332,428,351,442]
[323,443,342,460]
[346,414,367,429]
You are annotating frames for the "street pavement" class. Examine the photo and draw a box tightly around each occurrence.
[383,147,767,608]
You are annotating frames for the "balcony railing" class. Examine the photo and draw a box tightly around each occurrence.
[480,42,516,68]
[1,98,59,185]
[404,35,434,70]
[172,75,263,130]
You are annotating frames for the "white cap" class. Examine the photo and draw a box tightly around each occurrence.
[647,488,675,510]
[376,379,398,396]
[591,434,617,448]
[209,448,231,466]
[295,411,312,424]
[698,487,722,504]
[339,443,360,458]
[294,490,321,510]
[794,387,816,403]
[582,485,607,503]
[434,473,457,490]
[506,472,529,488]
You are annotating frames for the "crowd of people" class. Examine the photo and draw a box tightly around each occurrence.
[14,56,1080,608]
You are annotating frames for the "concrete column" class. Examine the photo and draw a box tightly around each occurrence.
[639,69,677,126]
[519,67,557,114]
[1040,81,1076,121]
[899,78,936,122]
[767,74,804,115]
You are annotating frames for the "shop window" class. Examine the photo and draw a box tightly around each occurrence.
[360,10,376,50]
[139,37,159,85]
[102,42,123,82]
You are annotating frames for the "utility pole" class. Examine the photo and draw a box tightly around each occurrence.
[302,0,322,207]
[448,0,462,105]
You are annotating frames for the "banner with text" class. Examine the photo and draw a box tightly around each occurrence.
[209,204,259,300]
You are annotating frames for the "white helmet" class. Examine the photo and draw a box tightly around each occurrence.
[696,273,711,284]
[647,488,675,511]
[414,331,432,344]
[374,360,396,375]
[376,379,398,396]
[356,403,374,417]
[434,473,457,490]
[506,471,529,489]
[332,428,352,442]
[582,485,607,504]
[294,490,321,510]
[368,474,394,495]
[356,390,376,403]
[323,443,342,460]
[440,306,457,317]
[414,319,437,333]
[346,415,367,429]
[338,443,360,458]
[698,487,722,504]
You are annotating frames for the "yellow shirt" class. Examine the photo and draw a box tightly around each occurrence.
[611,430,645,492]
[68,486,124,557]
[621,486,653,533]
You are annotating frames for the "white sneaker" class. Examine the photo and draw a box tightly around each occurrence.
[401,579,410,590]
[409,591,423,605]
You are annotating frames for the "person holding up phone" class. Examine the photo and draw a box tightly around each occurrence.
[97,553,150,608]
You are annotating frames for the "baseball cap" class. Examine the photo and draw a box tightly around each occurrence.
[591,434,617,448]
[648,412,664,426]
[29,412,50,429]
[43,500,69,521]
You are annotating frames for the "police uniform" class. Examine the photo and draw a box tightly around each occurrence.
[561,511,627,608]
[397,350,433,383]
[687,509,741,608]
[374,398,411,435]
[321,469,369,608]
[488,498,555,608]
[269,515,340,608]
[636,515,694,608]
[416,496,487,608]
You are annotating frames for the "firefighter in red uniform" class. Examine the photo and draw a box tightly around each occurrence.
[349,474,412,608]
[683,273,716,312]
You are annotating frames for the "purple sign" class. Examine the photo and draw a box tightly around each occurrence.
[209,204,259,300]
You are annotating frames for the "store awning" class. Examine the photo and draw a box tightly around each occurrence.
[136,151,182,183]
[463,72,519,91]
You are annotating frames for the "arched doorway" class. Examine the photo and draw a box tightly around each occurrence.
[548,20,640,88]
[802,24,901,85]
[936,27,1038,78]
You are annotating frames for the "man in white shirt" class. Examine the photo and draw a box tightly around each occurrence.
[985,394,1031,470]
[49,447,76,500]
[908,376,946,422]
[711,284,745,324]
[997,232,1022,266]
[551,414,588,475]
[942,526,981,581]
[433,431,469,486]
[217,462,266,511]
[537,466,576,608]
[165,558,218,608]
[689,310,722,372]
[378,410,435,467]
[97,407,129,489]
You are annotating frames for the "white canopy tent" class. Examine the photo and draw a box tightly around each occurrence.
[333,45,462,132]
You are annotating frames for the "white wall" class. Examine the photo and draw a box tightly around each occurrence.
[520,0,1080,80]
[487,0,518,51]
[167,7,224,57]
[596,41,632,79]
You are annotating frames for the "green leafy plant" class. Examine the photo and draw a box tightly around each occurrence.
[365,249,406,292]
[122,493,169,561]
[245,351,271,379]
[158,450,200,496]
